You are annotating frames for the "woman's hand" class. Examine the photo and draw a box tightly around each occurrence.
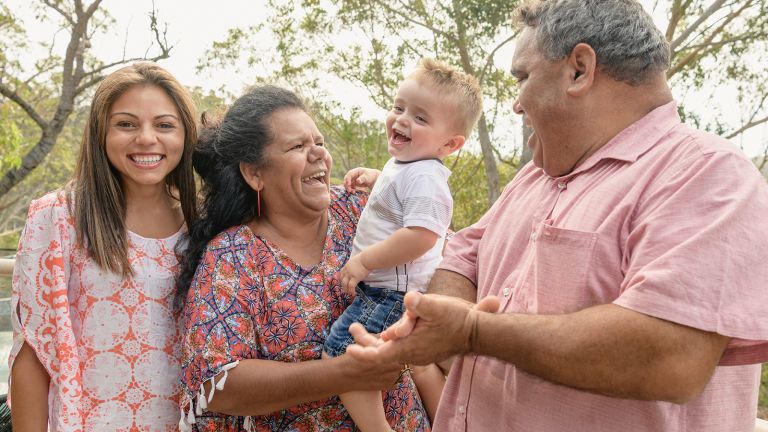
[340,254,371,294]
[344,167,381,192]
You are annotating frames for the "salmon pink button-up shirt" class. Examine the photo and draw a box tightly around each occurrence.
[436,102,768,432]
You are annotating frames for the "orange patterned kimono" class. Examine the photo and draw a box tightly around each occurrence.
[9,191,184,431]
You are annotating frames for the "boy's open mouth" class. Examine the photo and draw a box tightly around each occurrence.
[392,130,411,144]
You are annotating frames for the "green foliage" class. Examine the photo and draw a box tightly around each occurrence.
[445,152,518,229]
[0,4,26,73]
[188,85,232,116]
[198,0,522,205]
[761,364,768,408]
[0,98,86,248]
[313,105,389,178]
[0,115,23,171]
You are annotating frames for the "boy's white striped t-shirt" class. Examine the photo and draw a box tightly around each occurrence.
[351,158,452,293]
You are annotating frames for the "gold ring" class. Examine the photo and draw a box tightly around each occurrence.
[397,363,412,381]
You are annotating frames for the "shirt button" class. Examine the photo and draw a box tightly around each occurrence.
[458,406,466,415]
[503,287,511,297]
[557,182,567,190]
[530,232,537,241]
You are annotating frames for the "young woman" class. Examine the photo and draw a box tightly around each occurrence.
[9,62,197,431]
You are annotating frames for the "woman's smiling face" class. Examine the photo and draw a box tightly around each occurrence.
[105,84,185,193]
[256,108,332,218]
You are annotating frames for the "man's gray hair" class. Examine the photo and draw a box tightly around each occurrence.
[514,0,670,86]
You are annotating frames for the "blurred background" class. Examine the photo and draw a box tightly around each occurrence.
[0,0,767,417]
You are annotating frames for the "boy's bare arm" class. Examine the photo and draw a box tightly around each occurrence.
[360,227,438,270]
[340,227,439,293]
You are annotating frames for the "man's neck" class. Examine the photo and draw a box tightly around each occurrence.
[569,78,674,171]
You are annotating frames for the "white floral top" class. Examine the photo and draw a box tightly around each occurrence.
[9,191,184,431]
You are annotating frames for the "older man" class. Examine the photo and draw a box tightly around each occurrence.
[348,0,768,431]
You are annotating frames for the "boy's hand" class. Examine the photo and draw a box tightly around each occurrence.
[340,254,371,295]
[344,167,381,192]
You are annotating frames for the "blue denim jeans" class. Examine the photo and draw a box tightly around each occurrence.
[324,283,405,357]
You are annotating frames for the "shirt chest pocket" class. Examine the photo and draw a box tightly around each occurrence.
[525,222,599,314]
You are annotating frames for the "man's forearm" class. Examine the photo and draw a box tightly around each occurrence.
[426,269,477,302]
[471,303,729,403]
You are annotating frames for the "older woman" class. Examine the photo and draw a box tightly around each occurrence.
[176,86,430,431]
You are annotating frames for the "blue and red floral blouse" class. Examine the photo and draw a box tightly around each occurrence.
[180,187,430,431]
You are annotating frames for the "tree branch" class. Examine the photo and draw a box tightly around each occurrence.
[756,146,768,172]
[680,30,768,51]
[665,0,684,41]
[42,0,76,26]
[479,32,517,83]
[0,83,48,130]
[22,62,59,87]
[74,51,170,96]
[451,0,477,76]
[370,0,452,41]
[82,0,102,20]
[670,0,729,50]
[74,5,172,96]
[726,114,768,139]
[667,0,751,78]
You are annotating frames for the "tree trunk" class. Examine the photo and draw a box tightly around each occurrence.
[0,134,58,197]
[476,114,500,205]
[0,1,170,199]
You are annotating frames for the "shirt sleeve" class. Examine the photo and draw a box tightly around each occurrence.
[9,192,82,418]
[179,228,261,420]
[439,183,511,286]
[614,149,768,365]
[329,185,368,224]
[399,171,453,236]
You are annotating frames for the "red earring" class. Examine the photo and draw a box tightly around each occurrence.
[257,189,261,217]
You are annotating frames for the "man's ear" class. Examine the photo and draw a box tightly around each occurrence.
[443,135,466,155]
[567,43,596,97]
[240,162,263,192]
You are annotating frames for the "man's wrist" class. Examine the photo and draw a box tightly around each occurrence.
[464,308,481,355]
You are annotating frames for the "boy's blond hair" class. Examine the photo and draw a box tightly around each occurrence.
[407,58,483,137]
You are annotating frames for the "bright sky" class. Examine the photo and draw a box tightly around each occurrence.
[6,0,767,157]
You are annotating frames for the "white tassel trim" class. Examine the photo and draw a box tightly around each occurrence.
[178,360,240,431]
[244,416,254,431]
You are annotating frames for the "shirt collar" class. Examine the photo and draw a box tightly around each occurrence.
[552,100,681,180]
[394,158,444,165]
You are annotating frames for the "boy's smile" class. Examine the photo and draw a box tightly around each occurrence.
[385,78,463,162]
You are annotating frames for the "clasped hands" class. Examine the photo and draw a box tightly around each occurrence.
[346,291,501,367]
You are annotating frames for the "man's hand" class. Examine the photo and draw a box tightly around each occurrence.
[347,292,500,365]
[344,167,381,192]
[382,293,499,342]
[340,254,371,295]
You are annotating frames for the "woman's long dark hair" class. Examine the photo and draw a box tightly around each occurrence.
[176,85,306,305]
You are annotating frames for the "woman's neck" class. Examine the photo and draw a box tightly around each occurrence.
[251,211,328,267]
[123,183,184,239]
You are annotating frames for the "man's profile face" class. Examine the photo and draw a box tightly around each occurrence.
[510,28,579,177]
